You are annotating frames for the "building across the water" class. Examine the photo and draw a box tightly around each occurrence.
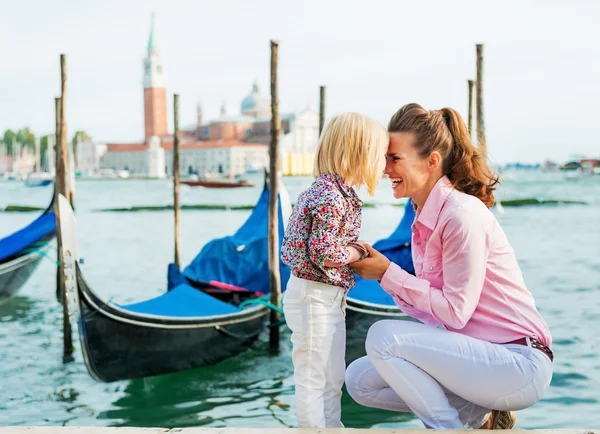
[100,15,319,178]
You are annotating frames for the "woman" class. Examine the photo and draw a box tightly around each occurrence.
[346,103,553,430]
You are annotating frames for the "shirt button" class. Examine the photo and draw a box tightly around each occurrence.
[417,242,421,246]
[429,266,434,270]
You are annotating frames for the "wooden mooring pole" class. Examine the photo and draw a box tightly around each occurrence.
[467,79,474,136]
[68,141,75,208]
[475,44,486,154]
[54,98,63,305]
[58,54,73,359]
[319,86,326,136]
[269,40,281,354]
[173,94,181,268]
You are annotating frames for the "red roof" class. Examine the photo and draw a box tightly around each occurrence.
[105,143,146,152]
[580,158,600,166]
[105,139,266,153]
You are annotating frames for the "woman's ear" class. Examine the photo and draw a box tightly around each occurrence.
[428,152,443,172]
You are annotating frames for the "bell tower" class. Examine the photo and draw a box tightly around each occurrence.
[143,14,168,141]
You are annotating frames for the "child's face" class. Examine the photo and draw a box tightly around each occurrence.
[384,132,431,199]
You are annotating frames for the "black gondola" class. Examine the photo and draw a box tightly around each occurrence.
[345,200,415,362]
[57,176,292,383]
[0,196,56,303]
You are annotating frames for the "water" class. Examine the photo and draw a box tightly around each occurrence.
[0,172,599,428]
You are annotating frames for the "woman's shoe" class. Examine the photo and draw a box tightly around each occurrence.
[489,410,517,429]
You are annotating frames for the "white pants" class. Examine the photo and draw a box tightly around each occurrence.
[282,275,347,428]
[345,320,553,429]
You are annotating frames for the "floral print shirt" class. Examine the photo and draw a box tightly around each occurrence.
[281,173,362,291]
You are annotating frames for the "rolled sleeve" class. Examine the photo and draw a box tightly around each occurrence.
[380,262,411,293]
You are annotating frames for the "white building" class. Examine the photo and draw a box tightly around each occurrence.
[101,139,267,178]
[164,141,267,177]
[76,139,106,176]
[146,136,166,178]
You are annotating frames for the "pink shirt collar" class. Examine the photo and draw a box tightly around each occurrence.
[414,175,454,231]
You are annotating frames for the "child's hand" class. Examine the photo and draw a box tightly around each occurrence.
[350,243,391,280]
[347,246,363,263]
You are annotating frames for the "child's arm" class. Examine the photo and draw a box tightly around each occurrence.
[324,245,362,267]
[307,194,363,268]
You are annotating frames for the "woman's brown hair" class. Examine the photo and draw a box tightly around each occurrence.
[388,103,499,208]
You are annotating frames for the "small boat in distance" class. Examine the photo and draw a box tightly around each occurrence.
[24,172,53,187]
[181,179,254,188]
[25,179,53,187]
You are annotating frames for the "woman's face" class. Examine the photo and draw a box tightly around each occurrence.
[384,132,432,200]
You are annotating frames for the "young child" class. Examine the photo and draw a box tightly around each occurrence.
[281,112,388,428]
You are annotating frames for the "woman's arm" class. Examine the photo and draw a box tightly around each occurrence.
[352,216,490,330]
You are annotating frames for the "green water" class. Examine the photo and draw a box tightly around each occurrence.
[0,172,598,428]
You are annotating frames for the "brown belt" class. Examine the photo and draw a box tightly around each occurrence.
[506,337,554,362]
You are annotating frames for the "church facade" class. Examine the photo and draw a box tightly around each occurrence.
[100,15,319,178]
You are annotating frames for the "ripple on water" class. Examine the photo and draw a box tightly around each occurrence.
[543,396,598,406]
[550,372,589,388]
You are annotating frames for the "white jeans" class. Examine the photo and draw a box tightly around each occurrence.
[282,275,347,428]
[345,320,553,429]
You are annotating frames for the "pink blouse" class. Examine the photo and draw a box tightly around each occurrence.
[380,176,552,347]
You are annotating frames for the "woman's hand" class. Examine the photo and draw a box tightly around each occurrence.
[350,243,391,280]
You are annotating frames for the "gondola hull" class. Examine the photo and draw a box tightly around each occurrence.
[0,191,56,302]
[54,169,293,382]
[76,269,269,382]
[0,252,46,303]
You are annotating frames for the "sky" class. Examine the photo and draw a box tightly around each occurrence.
[1,0,598,164]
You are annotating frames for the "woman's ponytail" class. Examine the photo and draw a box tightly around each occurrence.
[438,108,498,208]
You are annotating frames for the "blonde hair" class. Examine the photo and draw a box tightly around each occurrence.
[313,112,388,196]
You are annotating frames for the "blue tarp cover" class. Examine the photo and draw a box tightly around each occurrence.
[182,186,290,294]
[348,200,415,306]
[0,212,56,263]
[121,282,240,317]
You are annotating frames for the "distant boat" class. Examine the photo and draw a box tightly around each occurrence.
[56,174,291,382]
[0,195,56,303]
[181,179,255,188]
[25,179,53,187]
[97,169,118,179]
[24,172,54,187]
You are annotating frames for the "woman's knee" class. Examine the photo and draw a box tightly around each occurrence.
[365,320,403,358]
[345,357,376,405]
[365,319,424,360]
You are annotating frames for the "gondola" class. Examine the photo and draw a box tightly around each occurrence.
[0,196,56,303]
[57,175,292,382]
[345,200,415,362]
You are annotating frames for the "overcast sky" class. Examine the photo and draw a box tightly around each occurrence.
[1,0,598,164]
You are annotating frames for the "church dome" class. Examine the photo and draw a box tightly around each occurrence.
[241,82,270,117]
